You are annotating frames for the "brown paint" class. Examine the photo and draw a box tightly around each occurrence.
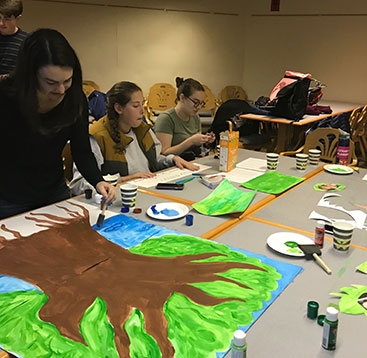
[0,202,265,357]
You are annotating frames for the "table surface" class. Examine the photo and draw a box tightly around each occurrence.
[240,101,362,153]
[0,150,366,358]
[240,101,360,125]
[217,219,367,358]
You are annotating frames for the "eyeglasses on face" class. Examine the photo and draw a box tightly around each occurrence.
[186,96,206,109]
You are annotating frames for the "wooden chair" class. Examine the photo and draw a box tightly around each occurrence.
[62,141,73,186]
[280,128,358,165]
[198,84,219,117]
[82,80,100,98]
[219,85,249,104]
[350,105,367,167]
[146,83,176,120]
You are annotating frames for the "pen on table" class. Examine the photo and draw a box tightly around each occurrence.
[192,172,210,177]
[175,177,195,184]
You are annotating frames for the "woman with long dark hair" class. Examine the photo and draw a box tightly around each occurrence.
[0,28,115,219]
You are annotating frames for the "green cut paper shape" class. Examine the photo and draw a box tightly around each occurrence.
[356,261,367,274]
[313,182,346,192]
[330,284,367,316]
[241,171,304,195]
[192,179,256,216]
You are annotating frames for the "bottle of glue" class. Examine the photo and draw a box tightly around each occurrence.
[314,220,325,248]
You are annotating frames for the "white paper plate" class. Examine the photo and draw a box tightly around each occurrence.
[266,232,315,257]
[146,202,189,220]
[324,164,353,175]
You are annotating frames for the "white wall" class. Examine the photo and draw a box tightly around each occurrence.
[21,1,367,103]
[244,0,367,103]
[23,0,246,96]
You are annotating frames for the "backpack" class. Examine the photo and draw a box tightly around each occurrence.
[267,71,312,121]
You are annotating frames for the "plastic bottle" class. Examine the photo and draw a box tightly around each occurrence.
[322,307,339,350]
[231,330,247,358]
[336,130,350,166]
[314,220,325,248]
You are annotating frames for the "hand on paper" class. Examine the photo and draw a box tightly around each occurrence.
[173,156,200,171]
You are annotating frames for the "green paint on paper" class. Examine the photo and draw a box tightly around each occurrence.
[241,171,304,195]
[192,179,256,215]
[356,262,367,274]
[330,284,367,315]
[0,290,118,358]
[125,308,161,358]
[80,297,118,356]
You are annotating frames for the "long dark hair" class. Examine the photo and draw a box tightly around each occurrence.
[175,76,204,100]
[107,81,142,154]
[13,28,84,135]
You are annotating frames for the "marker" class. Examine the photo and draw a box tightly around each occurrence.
[192,172,210,177]
[175,177,195,184]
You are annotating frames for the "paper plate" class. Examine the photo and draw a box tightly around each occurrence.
[146,202,189,221]
[323,164,353,175]
[267,232,315,257]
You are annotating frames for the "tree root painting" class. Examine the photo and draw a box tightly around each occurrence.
[0,202,301,357]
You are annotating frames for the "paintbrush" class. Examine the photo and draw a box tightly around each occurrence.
[96,199,107,227]
[298,244,332,275]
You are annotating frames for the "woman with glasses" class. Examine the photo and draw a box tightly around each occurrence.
[154,77,215,161]
[0,28,116,219]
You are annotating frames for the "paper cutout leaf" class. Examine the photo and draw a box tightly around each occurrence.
[241,171,304,194]
[356,262,367,274]
[192,179,256,215]
[330,284,367,316]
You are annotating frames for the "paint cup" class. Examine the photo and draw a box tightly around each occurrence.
[95,193,103,205]
[296,153,308,171]
[120,183,138,208]
[266,153,279,170]
[332,221,354,252]
[308,149,321,165]
[84,188,93,199]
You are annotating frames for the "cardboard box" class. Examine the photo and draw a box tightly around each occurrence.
[219,121,239,172]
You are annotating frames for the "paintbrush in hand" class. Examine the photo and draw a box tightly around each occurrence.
[96,198,107,227]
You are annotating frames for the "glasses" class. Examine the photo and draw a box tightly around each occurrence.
[187,96,206,109]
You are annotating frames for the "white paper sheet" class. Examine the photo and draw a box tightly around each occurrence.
[128,164,212,188]
[222,158,267,184]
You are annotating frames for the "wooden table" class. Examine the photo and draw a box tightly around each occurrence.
[240,102,361,153]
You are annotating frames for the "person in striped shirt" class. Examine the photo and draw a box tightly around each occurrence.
[0,0,27,76]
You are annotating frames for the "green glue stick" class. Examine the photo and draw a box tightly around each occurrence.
[231,329,247,358]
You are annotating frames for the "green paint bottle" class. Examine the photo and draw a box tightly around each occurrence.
[322,307,339,350]
[231,329,247,358]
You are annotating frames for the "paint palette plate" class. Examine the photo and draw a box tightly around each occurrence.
[323,164,353,175]
[146,202,190,220]
[267,232,315,257]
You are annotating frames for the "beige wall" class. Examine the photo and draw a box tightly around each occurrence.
[23,0,246,97]
[22,1,367,103]
[244,0,367,103]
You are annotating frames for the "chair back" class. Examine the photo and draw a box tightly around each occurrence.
[198,84,218,117]
[219,85,248,103]
[146,83,176,116]
[350,104,367,166]
[62,141,73,184]
[303,128,357,165]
